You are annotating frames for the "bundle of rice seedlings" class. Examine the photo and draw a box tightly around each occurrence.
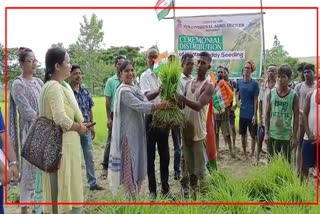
[152,60,185,129]
[266,155,298,187]
[243,168,276,203]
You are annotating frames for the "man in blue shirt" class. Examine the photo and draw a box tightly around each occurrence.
[70,65,104,191]
[236,61,259,159]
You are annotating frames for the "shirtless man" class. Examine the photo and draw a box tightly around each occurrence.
[300,82,320,182]
[178,51,214,197]
[294,64,315,173]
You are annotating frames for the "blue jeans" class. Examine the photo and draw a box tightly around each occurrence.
[80,133,97,188]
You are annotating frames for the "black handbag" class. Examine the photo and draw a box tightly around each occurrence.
[21,116,63,172]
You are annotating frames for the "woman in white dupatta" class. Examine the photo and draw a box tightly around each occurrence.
[108,61,171,198]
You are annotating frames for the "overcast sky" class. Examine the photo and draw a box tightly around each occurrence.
[1,0,319,64]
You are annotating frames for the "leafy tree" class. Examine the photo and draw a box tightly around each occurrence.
[68,13,108,94]
[0,44,22,85]
[265,35,300,80]
[78,13,104,51]
[99,46,147,77]
[34,67,45,81]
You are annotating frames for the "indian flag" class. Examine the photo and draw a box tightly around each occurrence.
[213,80,234,111]
[209,71,234,111]
[152,51,169,74]
[206,99,217,171]
[155,0,174,21]
[206,71,217,171]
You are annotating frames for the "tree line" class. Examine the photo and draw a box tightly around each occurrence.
[0,14,306,95]
[0,13,148,95]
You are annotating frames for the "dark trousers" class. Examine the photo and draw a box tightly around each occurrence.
[267,138,291,163]
[102,132,111,170]
[102,113,113,170]
[171,127,181,175]
[145,114,170,194]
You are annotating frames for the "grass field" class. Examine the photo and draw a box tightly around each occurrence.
[91,97,108,144]
[0,96,108,144]
[0,96,239,144]
[3,95,319,213]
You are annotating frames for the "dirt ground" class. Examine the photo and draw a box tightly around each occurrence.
[4,134,268,213]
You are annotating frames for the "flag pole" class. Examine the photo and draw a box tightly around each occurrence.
[260,0,266,77]
[173,0,177,56]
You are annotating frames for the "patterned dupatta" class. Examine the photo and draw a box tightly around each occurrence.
[107,83,144,194]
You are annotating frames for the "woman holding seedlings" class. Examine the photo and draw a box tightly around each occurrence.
[108,60,171,198]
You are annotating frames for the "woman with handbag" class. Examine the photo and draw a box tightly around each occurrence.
[9,47,43,214]
[39,47,90,214]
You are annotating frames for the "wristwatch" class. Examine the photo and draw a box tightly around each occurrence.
[9,161,18,167]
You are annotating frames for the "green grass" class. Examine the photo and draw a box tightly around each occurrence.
[83,156,319,213]
[0,88,4,102]
[0,97,108,144]
[91,96,107,144]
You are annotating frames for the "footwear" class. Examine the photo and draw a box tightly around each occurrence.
[149,192,157,201]
[89,184,105,191]
[100,169,108,179]
[174,172,181,181]
[181,186,190,198]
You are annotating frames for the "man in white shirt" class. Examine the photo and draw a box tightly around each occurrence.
[178,53,194,197]
[179,54,194,94]
[140,46,171,199]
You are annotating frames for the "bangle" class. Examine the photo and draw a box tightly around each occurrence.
[9,161,18,167]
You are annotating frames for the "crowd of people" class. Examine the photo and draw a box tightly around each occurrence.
[0,45,318,214]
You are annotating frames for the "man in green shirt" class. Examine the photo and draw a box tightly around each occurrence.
[101,55,125,178]
[264,64,299,163]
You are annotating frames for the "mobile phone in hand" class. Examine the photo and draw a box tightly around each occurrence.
[86,122,96,128]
